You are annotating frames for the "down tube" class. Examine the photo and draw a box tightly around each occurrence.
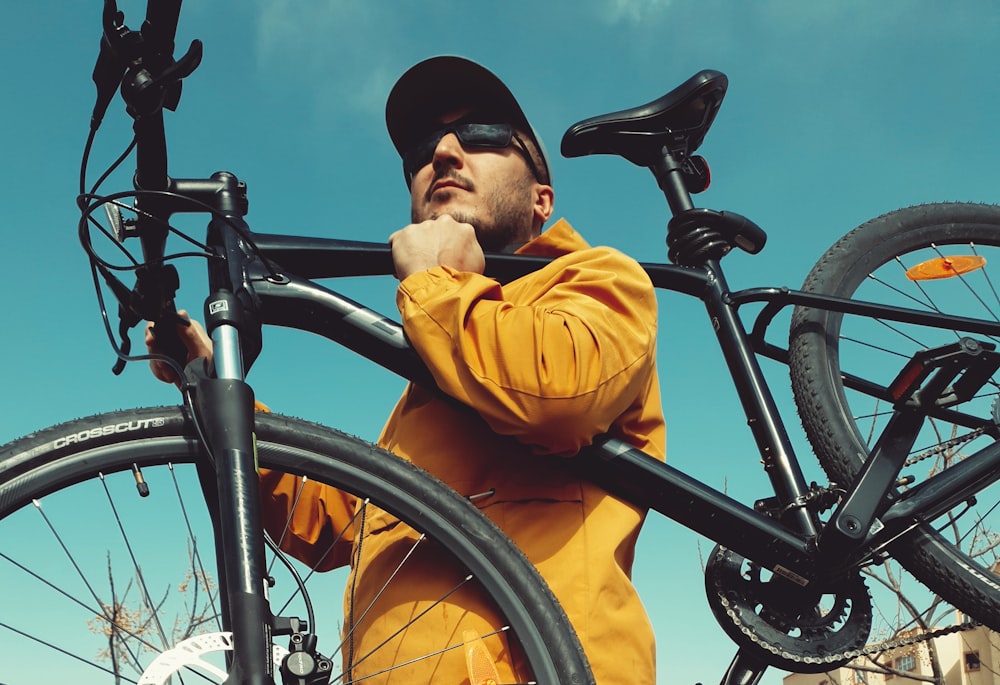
[578,438,818,583]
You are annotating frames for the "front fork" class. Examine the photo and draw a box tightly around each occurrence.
[191,291,275,685]
[193,292,332,684]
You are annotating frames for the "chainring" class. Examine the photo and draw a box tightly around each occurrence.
[705,545,873,673]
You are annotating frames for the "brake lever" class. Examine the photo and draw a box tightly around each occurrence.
[96,260,189,375]
[94,0,203,120]
[90,2,129,129]
[132,264,189,367]
[120,39,203,118]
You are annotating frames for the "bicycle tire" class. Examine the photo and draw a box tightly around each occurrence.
[789,202,1000,630]
[0,406,593,684]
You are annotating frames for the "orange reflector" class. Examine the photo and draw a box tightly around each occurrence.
[464,629,501,685]
[906,255,986,281]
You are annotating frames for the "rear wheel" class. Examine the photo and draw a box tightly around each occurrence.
[0,406,592,684]
[790,203,1000,629]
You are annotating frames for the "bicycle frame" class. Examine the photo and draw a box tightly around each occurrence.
[232,209,1000,580]
[248,212,1000,685]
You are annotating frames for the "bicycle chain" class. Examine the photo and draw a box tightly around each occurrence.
[904,428,983,468]
[708,547,980,669]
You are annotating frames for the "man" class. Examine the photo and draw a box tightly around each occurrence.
[151,57,664,684]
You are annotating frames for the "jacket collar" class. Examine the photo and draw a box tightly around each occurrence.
[514,218,589,258]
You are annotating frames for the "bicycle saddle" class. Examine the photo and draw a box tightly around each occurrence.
[561,69,728,167]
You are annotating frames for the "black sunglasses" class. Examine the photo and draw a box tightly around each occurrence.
[402,121,544,186]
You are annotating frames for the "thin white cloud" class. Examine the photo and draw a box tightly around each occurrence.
[601,0,673,24]
[251,0,399,125]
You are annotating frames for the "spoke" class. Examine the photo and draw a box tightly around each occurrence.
[168,463,222,633]
[840,332,915,359]
[348,574,476,673]
[266,474,309,578]
[32,498,152,673]
[0,621,140,684]
[933,243,1000,325]
[971,243,1000,321]
[337,530,428,660]
[98,472,172,651]
[0,550,160,653]
[336,626,514,685]
[33,499,107,614]
[873,264,935,310]
[272,496,370,618]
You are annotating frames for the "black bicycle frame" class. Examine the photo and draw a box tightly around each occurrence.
[237,205,1000,585]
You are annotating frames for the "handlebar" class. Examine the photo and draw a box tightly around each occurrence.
[93,0,202,252]
[87,0,205,374]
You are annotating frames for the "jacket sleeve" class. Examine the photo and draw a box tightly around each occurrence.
[395,246,658,456]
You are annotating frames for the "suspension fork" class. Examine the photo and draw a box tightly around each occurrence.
[189,178,275,683]
[198,289,273,685]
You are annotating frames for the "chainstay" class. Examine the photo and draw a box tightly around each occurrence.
[710,554,980,668]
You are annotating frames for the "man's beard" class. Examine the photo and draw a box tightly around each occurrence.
[414,173,536,252]
[446,210,527,252]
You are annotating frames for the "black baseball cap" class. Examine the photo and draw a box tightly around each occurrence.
[385,56,551,186]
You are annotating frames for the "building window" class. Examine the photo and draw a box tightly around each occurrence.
[965,651,981,671]
[896,654,916,672]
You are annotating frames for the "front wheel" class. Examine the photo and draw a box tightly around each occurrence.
[0,406,593,684]
[790,202,1000,630]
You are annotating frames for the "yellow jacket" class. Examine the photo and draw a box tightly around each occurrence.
[261,218,665,684]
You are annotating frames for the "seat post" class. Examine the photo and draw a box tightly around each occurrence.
[651,146,696,216]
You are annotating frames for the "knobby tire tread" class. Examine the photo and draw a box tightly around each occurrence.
[789,202,1000,629]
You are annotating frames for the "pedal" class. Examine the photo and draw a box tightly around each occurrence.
[888,338,1000,410]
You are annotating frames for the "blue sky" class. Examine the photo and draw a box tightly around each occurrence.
[2,1,999,683]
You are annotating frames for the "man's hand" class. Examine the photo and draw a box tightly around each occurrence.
[145,310,214,386]
[388,215,486,281]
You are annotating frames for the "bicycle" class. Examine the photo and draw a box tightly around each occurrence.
[3,1,1000,683]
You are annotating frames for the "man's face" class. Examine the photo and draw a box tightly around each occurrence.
[408,110,542,252]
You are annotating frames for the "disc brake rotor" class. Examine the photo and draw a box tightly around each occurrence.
[138,632,289,685]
